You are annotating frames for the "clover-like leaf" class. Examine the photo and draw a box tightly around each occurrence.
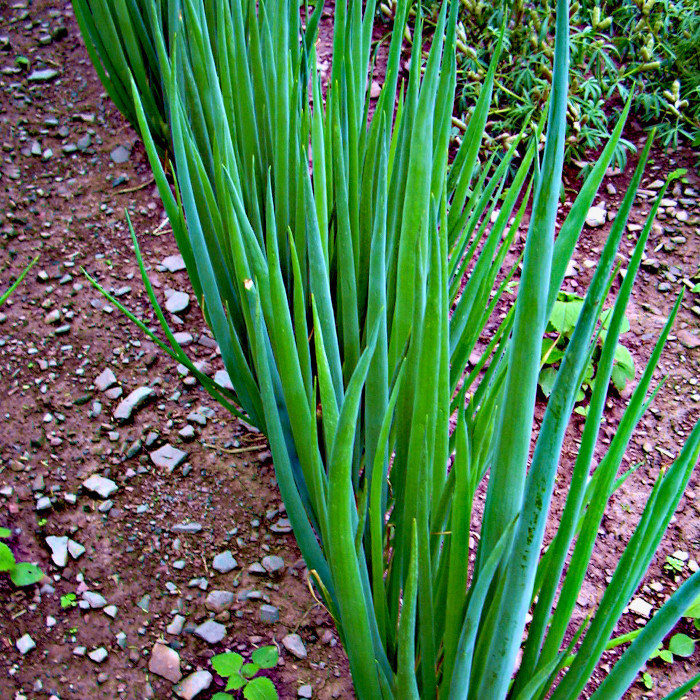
[0,527,11,539]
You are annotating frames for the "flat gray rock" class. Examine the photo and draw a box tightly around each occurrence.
[82,475,118,499]
[16,634,35,654]
[167,614,186,636]
[149,642,182,683]
[45,535,69,567]
[585,205,607,228]
[88,648,108,663]
[114,386,154,422]
[150,444,187,471]
[94,368,117,392]
[172,522,202,535]
[214,369,234,391]
[193,619,226,644]
[162,254,186,272]
[110,145,131,164]
[260,604,279,624]
[68,539,85,559]
[282,633,307,659]
[175,671,213,700]
[166,291,190,314]
[28,68,59,82]
[212,551,237,574]
[82,591,107,609]
[205,590,235,613]
[261,555,285,577]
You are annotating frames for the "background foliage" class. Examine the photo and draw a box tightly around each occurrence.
[406,0,700,170]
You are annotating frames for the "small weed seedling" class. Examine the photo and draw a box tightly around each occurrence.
[0,527,44,587]
[61,593,78,609]
[539,291,635,415]
[211,645,279,700]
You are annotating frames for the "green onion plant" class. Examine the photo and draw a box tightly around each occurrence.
[78,0,700,696]
[72,0,172,152]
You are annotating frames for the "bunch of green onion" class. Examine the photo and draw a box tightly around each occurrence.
[76,0,700,696]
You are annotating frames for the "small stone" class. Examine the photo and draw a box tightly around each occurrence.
[45,535,69,567]
[88,647,108,663]
[167,614,186,635]
[172,522,202,535]
[16,634,35,654]
[677,330,700,349]
[187,411,207,427]
[137,594,151,612]
[110,145,131,164]
[162,255,186,272]
[114,386,154,422]
[82,475,118,499]
[179,425,195,441]
[260,604,279,624]
[149,643,182,683]
[261,555,285,577]
[205,590,235,613]
[270,518,292,534]
[103,605,118,618]
[628,598,653,618]
[98,499,114,513]
[77,134,91,151]
[28,68,59,82]
[166,291,190,314]
[298,685,313,698]
[68,539,85,559]
[193,620,226,644]
[151,444,188,471]
[282,633,307,659]
[585,205,607,228]
[44,309,61,324]
[126,440,142,459]
[212,551,237,574]
[82,591,107,609]
[175,671,213,700]
[214,370,234,391]
[95,368,117,391]
[36,496,52,511]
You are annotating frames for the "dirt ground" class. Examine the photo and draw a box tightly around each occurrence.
[0,2,698,700]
